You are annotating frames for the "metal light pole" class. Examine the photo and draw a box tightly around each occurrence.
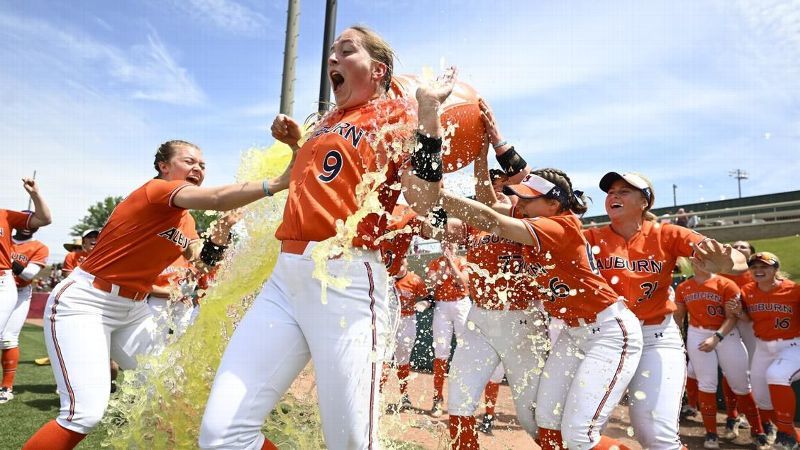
[672,184,677,207]
[729,169,748,199]
[279,0,300,116]
[318,0,337,114]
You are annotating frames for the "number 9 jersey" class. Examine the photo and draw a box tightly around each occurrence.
[584,221,705,322]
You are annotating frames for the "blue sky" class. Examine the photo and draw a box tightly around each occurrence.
[2,0,798,262]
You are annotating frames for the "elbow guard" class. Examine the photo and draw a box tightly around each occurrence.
[200,238,228,267]
[411,133,443,182]
[496,146,527,177]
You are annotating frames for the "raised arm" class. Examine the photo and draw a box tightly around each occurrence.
[23,178,52,229]
[480,98,531,185]
[439,192,534,247]
[691,240,748,275]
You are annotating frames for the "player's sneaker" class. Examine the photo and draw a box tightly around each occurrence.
[430,397,444,418]
[680,404,698,419]
[703,433,720,449]
[34,357,51,366]
[724,416,742,439]
[773,431,799,450]
[751,432,770,450]
[763,422,777,444]
[477,414,495,434]
[0,387,14,404]
[400,394,412,411]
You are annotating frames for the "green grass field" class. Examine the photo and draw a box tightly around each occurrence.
[0,324,107,449]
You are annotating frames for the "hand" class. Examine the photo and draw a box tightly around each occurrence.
[690,239,734,274]
[22,177,39,195]
[698,335,719,352]
[270,114,303,147]
[415,66,458,109]
[415,300,432,312]
[725,298,743,316]
[479,98,504,148]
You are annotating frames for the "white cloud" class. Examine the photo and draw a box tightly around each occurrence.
[168,0,270,36]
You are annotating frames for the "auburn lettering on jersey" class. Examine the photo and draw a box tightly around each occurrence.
[675,275,740,329]
[80,179,199,294]
[741,279,800,341]
[0,210,32,270]
[275,97,416,250]
[584,221,706,322]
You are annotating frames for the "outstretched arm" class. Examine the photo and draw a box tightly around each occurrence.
[439,192,534,247]
[23,178,52,229]
[691,240,748,275]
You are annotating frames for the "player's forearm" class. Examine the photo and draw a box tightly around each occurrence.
[440,192,502,235]
[718,315,737,335]
[473,148,499,207]
[402,171,440,216]
[149,285,171,298]
[268,147,299,195]
[175,182,267,211]
[29,192,52,228]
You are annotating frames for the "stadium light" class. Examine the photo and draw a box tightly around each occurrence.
[729,169,748,199]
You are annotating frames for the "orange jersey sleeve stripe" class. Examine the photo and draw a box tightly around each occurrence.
[741,279,800,341]
[80,179,200,294]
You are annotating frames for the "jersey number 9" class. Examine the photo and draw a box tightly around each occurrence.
[319,150,344,183]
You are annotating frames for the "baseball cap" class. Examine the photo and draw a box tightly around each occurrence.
[503,174,559,200]
[599,172,655,209]
[748,252,780,268]
[82,229,100,239]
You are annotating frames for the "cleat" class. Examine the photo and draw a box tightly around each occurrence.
[430,397,444,418]
[703,432,720,449]
[400,394,412,411]
[773,431,799,450]
[752,433,770,450]
[680,404,698,419]
[0,387,14,404]
[724,416,741,439]
[763,422,777,445]
[477,414,495,434]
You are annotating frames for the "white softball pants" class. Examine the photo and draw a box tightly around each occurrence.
[0,271,18,343]
[432,297,471,359]
[536,302,643,450]
[393,315,417,366]
[199,249,390,450]
[448,306,549,436]
[1,285,33,349]
[687,326,751,394]
[750,337,800,410]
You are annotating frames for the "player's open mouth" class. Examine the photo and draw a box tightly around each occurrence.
[330,71,345,92]
[610,202,623,209]
[186,175,201,185]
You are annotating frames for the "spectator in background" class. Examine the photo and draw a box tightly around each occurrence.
[675,208,689,227]
[62,230,100,276]
[687,210,701,228]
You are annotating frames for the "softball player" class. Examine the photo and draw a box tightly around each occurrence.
[673,261,766,449]
[730,252,800,450]
[23,140,272,449]
[584,171,748,450]
[419,169,644,450]
[1,225,49,403]
[62,229,99,276]
[0,179,51,404]
[199,26,437,450]
[426,241,471,417]
[383,256,429,411]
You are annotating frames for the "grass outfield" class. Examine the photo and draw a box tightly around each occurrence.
[749,235,800,280]
[0,324,107,449]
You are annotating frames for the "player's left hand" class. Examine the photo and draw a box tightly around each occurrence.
[22,177,39,195]
[479,98,504,148]
[415,300,432,312]
[416,66,458,108]
[690,239,734,274]
[698,335,719,352]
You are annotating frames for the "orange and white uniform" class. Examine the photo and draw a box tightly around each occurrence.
[42,179,199,435]
[584,221,705,450]
[446,224,548,437]
[0,210,33,350]
[676,276,753,400]
[2,239,49,350]
[381,204,420,277]
[512,213,643,450]
[740,280,800,414]
[200,97,417,450]
[721,271,757,360]
[425,254,472,359]
[391,271,427,366]
[62,250,89,276]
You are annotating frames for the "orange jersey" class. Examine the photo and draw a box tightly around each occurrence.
[62,250,89,273]
[584,221,706,322]
[394,271,428,317]
[0,209,32,270]
[741,279,800,341]
[520,214,619,322]
[80,179,199,294]
[152,256,192,289]
[275,97,416,250]
[426,255,469,302]
[11,239,49,288]
[381,205,421,276]
[720,271,754,288]
[675,275,740,329]
[464,224,533,310]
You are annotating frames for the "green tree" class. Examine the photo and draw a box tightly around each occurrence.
[71,196,123,236]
